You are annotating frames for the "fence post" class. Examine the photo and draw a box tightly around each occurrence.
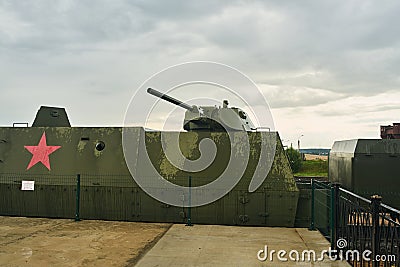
[309,179,316,230]
[371,195,382,267]
[186,176,192,226]
[75,174,81,221]
[330,183,340,251]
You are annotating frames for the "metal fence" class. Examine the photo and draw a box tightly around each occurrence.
[310,179,400,266]
[0,172,299,226]
[309,180,332,239]
[0,173,139,219]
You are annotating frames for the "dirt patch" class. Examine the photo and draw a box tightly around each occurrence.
[0,216,171,267]
[304,154,328,161]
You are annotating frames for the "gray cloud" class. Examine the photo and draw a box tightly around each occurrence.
[259,84,348,109]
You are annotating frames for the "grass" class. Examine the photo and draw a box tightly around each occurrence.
[294,159,328,177]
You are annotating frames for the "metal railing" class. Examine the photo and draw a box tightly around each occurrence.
[309,180,332,239]
[310,179,400,266]
[1,172,298,226]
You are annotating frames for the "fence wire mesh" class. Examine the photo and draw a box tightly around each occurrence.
[310,179,400,267]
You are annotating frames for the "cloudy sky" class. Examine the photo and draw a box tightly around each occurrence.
[1,0,400,148]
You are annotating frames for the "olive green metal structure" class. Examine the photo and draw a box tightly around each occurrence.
[329,139,400,209]
[147,88,256,132]
[0,102,302,226]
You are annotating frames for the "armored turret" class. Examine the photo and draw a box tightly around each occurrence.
[147,88,256,132]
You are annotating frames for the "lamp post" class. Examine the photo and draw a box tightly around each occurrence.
[282,139,290,148]
[297,135,304,151]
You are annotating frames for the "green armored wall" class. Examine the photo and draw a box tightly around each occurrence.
[0,127,299,226]
[329,139,400,209]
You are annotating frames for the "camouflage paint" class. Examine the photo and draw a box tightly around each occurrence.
[0,126,299,226]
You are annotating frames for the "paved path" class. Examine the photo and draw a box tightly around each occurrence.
[136,224,351,266]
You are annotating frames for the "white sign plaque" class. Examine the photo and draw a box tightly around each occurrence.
[21,180,35,191]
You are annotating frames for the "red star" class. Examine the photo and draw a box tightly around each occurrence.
[24,132,61,170]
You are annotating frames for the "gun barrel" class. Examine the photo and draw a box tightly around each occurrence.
[147,88,195,111]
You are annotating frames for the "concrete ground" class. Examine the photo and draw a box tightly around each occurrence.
[0,216,351,267]
[136,224,351,267]
[0,216,170,267]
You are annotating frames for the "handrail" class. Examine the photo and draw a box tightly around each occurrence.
[339,187,372,204]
